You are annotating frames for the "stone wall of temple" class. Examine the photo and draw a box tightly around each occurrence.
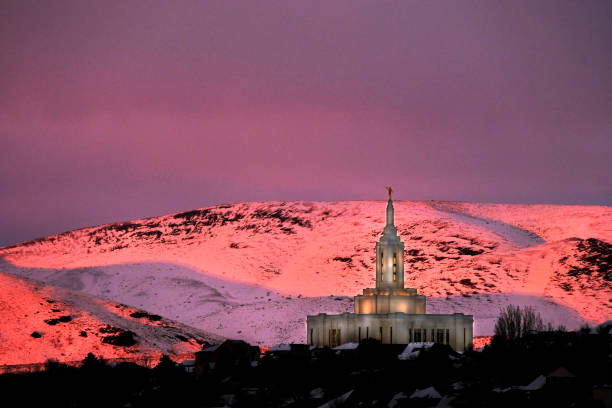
[354,293,426,314]
[307,312,474,352]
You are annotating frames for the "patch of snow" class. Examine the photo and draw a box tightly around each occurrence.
[268,343,291,352]
[410,386,442,399]
[317,389,353,408]
[387,391,407,408]
[435,396,456,408]
[451,382,464,390]
[430,202,545,249]
[518,375,546,391]
[333,342,359,350]
[398,342,434,360]
[310,387,325,398]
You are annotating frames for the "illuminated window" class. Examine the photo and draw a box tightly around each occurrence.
[393,253,397,281]
[329,329,341,347]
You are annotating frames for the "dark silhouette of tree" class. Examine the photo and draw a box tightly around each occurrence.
[153,354,182,381]
[81,352,106,370]
[155,354,176,371]
[44,358,64,373]
[494,304,545,340]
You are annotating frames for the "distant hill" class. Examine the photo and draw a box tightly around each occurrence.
[1,200,610,354]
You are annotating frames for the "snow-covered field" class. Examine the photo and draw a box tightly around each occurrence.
[0,200,610,359]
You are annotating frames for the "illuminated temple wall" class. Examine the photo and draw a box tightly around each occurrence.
[307,312,474,352]
[354,292,426,314]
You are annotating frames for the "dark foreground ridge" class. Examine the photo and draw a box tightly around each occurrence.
[1,328,610,408]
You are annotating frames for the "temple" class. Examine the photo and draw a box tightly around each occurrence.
[306,189,473,351]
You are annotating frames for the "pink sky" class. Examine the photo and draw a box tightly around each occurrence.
[1,0,611,246]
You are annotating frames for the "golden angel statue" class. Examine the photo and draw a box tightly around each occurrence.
[385,186,393,200]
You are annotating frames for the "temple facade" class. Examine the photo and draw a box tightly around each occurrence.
[306,192,473,351]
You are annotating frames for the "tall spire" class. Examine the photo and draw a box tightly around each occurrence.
[386,197,394,227]
[383,186,397,237]
[384,186,394,227]
[376,186,404,289]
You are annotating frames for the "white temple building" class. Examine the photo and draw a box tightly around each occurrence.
[307,190,473,351]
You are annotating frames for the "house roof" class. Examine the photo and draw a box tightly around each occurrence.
[200,344,222,352]
[547,367,576,378]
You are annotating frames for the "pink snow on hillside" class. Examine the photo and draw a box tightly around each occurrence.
[436,202,612,242]
[0,271,219,366]
[0,200,610,348]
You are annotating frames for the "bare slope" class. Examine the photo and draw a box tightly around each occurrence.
[1,200,610,346]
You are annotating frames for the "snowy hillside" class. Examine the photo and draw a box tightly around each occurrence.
[0,200,610,350]
[0,271,221,366]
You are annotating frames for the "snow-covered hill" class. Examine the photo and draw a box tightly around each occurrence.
[0,200,610,353]
[0,271,220,366]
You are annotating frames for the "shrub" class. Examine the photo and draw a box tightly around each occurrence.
[494,305,545,340]
[81,352,106,370]
[101,329,137,347]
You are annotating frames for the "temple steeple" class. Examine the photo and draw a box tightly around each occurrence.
[383,197,398,237]
[386,198,394,226]
[376,187,404,289]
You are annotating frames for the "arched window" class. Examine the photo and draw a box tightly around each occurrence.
[380,250,384,281]
[393,253,397,281]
